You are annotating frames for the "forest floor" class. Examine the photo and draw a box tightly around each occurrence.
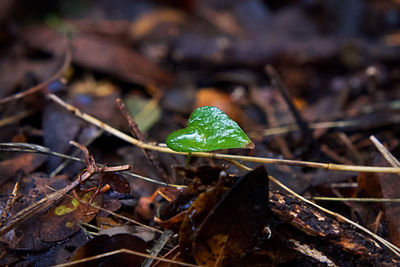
[1,0,400,266]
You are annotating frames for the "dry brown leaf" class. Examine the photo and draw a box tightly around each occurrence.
[20,25,174,87]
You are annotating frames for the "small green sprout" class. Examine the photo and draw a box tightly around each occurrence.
[166,106,255,152]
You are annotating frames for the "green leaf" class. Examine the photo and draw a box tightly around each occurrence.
[166,106,254,152]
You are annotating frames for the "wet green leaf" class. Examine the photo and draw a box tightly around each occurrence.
[166,106,254,152]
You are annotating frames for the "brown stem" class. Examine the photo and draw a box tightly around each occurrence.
[116,98,171,184]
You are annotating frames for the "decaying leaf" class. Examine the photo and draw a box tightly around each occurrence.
[124,95,161,134]
[179,171,230,261]
[157,165,231,226]
[130,8,186,40]
[371,155,400,247]
[40,189,102,243]
[43,102,82,171]
[195,88,242,124]
[98,225,155,243]
[192,166,270,266]
[0,174,70,250]
[0,153,47,184]
[102,172,130,195]
[157,187,183,202]
[20,25,174,87]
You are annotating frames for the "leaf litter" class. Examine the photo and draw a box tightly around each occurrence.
[1,1,400,266]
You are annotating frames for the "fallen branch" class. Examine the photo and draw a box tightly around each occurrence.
[232,160,400,257]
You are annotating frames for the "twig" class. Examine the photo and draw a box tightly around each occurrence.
[0,173,22,227]
[256,115,400,139]
[53,248,199,267]
[320,144,353,165]
[370,135,400,167]
[0,110,35,128]
[151,245,181,267]
[116,98,171,183]
[313,197,400,202]
[252,99,400,139]
[141,229,174,267]
[250,88,293,158]
[256,120,362,137]
[77,221,99,238]
[265,65,312,142]
[122,172,184,188]
[0,142,185,188]
[337,132,363,163]
[50,129,104,177]
[0,47,71,104]
[78,222,101,232]
[330,182,358,188]
[48,93,400,174]
[371,211,384,234]
[0,142,86,162]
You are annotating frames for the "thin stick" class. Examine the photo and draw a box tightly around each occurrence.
[141,229,174,267]
[93,204,162,234]
[257,120,362,137]
[254,102,400,138]
[337,132,362,163]
[0,142,185,188]
[50,129,104,177]
[265,65,312,141]
[53,248,199,267]
[78,222,101,232]
[0,47,71,104]
[330,182,358,188]
[0,110,35,128]
[320,144,353,165]
[0,174,21,227]
[48,93,400,174]
[0,142,86,162]
[116,98,171,183]
[251,88,293,158]
[370,135,400,167]
[313,197,400,202]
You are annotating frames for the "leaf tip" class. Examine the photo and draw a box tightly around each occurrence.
[246,141,255,149]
